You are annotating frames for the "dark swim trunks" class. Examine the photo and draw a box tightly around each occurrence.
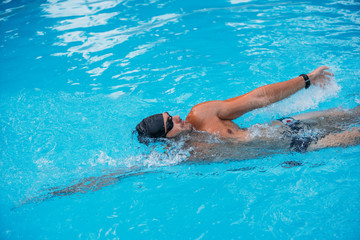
[279,117,320,153]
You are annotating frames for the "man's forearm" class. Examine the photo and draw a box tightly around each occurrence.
[258,76,306,106]
[219,66,330,120]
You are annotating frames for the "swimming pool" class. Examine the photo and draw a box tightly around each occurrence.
[1,0,360,239]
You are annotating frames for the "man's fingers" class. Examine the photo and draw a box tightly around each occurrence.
[323,71,334,76]
[324,76,333,84]
[319,66,329,71]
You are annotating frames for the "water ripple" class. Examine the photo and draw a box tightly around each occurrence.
[54,12,120,31]
[41,0,124,18]
[55,13,180,55]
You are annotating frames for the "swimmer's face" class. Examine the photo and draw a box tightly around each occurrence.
[163,112,193,138]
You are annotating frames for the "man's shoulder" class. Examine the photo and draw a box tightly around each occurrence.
[191,100,223,113]
[186,101,224,130]
[188,101,222,118]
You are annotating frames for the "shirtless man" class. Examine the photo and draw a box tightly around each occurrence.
[136,66,360,155]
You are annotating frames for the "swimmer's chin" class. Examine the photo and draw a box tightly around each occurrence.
[181,126,195,136]
[170,127,206,141]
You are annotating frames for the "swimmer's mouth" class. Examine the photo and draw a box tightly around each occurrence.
[181,119,189,127]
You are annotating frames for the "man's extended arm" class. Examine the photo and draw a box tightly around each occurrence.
[217,66,333,120]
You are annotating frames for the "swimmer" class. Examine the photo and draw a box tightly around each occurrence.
[17,66,360,206]
[136,66,360,156]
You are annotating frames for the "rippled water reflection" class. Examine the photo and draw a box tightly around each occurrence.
[1,1,359,105]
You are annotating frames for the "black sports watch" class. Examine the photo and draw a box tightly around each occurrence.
[299,74,310,89]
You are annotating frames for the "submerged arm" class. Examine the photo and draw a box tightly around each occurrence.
[17,169,147,207]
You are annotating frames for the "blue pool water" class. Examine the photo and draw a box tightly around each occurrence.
[1,0,360,239]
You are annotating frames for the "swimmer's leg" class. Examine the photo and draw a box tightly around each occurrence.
[308,127,360,150]
[292,106,360,129]
[293,105,360,121]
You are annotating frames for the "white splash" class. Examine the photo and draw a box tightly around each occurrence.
[90,151,117,167]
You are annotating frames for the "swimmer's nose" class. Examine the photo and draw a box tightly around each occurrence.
[173,115,181,123]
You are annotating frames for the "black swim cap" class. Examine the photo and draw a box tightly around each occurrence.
[136,113,173,142]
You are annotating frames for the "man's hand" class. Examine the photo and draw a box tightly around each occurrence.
[308,66,334,87]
